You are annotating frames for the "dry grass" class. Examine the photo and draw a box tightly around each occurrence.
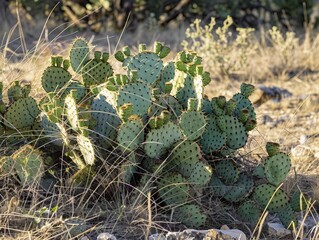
[0,10,319,240]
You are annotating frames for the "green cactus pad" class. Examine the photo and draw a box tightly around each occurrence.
[41,64,72,93]
[4,97,40,129]
[232,93,256,122]
[224,115,247,150]
[214,160,239,184]
[148,95,182,120]
[127,52,163,85]
[12,145,44,185]
[158,173,189,206]
[224,172,254,202]
[70,38,89,73]
[91,90,121,146]
[158,62,175,92]
[117,82,152,117]
[240,83,255,98]
[77,135,95,165]
[209,175,228,197]
[264,153,291,186]
[144,122,182,158]
[238,200,261,225]
[253,183,289,213]
[0,156,15,174]
[82,55,113,86]
[253,165,265,179]
[202,97,213,114]
[117,117,144,152]
[278,205,297,229]
[174,204,207,228]
[179,111,206,140]
[188,161,213,187]
[170,140,201,178]
[60,80,87,102]
[200,116,226,154]
[266,142,281,157]
[290,190,309,212]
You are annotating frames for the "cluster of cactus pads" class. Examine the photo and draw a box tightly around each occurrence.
[0,39,309,229]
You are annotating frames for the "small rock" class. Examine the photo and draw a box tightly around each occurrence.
[216,229,247,240]
[80,237,90,240]
[97,233,117,240]
[149,233,166,240]
[268,222,291,238]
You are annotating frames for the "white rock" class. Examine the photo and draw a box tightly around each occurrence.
[97,233,117,240]
[217,229,247,240]
[148,233,166,240]
[268,222,291,238]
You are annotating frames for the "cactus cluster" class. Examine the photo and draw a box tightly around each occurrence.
[0,38,308,230]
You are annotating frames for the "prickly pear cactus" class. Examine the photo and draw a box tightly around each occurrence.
[144,122,182,158]
[200,116,226,153]
[117,116,144,152]
[174,204,207,228]
[117,82,152,117]
[179,110,206,140]
[82,51,113,86]
[253,183,289,213]
[264,152,291,186]
[3,97,40,129]
[158,173,189,206]
[41,56,72,93]
[70,38,89,73]
[12,145,44,185]
[238,200,261,225]
[214,160,239,184]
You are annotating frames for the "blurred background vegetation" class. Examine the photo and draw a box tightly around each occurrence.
[1,0,318,33]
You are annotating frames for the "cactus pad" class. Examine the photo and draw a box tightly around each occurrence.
[144,122,182,158]
[238,200,261,225]
[232,93,256,122]
[290,190,309,212]
[200,116,226,154]
[148,95,182,120]
[4,97,40,129]
[209,175,228,197]
[188,161,213,186]
[214,160,239,184]
[70,38,89,73]
[224,115,247,150]
[158,173,189,206]
[82,53,113,86]
[91,91,121,145]
[64,93,79,131]
[174,204,207,228]
[127,52,163,85]
[264,153,291,186]
[179,111,206,140]
[266,142,281,157]
[117,82,152,117]
[77,135,95,165]
[253,183,289,213]
[223,172,254,202]
[41,63,72,93]
[159,62,175,91]
[41,112,69,147]
[117,117,144,152]
[278,205,297,229]
[170,140,201,178]
[12,145,44,185]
